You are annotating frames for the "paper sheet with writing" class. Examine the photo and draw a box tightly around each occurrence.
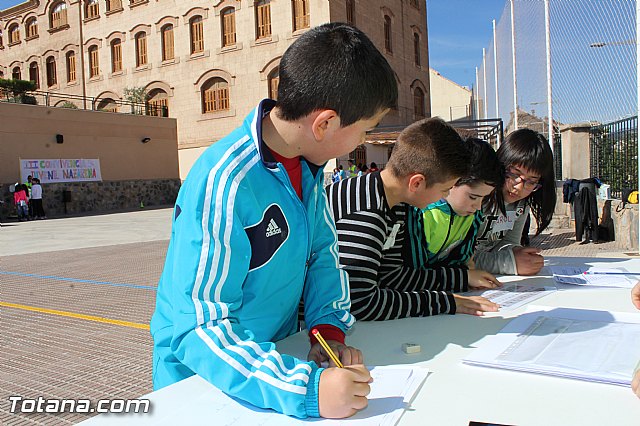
[463,306,640,386]
[549,266,638,288]
[195,366,428,426]
[79,366,429,426]
[462,283,556,310]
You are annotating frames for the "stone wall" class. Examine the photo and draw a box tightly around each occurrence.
[1,179,180,220]
[598,198,639,251]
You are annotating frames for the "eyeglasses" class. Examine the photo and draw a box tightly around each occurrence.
[505,169,542,192]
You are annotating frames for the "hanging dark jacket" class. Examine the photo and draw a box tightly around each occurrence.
[574,185,599,242]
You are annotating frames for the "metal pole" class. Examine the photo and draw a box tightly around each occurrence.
[636,0,640,252]
[493,19,500,147]
[544,0,554,153]
[510,0,518,130]
[483,48,488,120]
[77,0,87,110]
[493,19,499,119]
[475,66,480,120]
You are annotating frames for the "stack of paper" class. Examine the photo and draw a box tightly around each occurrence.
[463,306,640,386]
[549,266,638,288]
[462,283,556,311]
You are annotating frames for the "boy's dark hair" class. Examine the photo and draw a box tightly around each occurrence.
[460,137,505,215]
[387,118,470,184]
[276,23,398,127]
[456,138,503,188]
[485,128,556,234]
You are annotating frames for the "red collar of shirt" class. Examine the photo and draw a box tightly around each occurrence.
[268,147,303,200]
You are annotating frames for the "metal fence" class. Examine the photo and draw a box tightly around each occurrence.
[473,0,636,182]
[590,116,638,199]
[0,89,168,117]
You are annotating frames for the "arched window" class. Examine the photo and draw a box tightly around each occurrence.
[66,51,76,82]
[413,87,425,120]
[161,24,174,61]
[51,2,68,29]
[29,61,40,89]
[190,16,204,54]
[202,78,229,113]
[111,39,122,72]
[46,56,57,87]
[25,18,38,38]
[221,8,236,47]
[147,89,168,117]
[106,0,122,12]
[88,45,99,77]
[135,32,147,67]
[353,145,367,169]
[413,33,420,66]
[268,66,279,100]
[383,15,392,53]
[97,97,117,112]
[8,24,20,44]
[12,66,21,80]
[346,0,355,25]
[86,0,99,19]
[0,30,3,47]
[292,0,309,31]
[255,0,271,39]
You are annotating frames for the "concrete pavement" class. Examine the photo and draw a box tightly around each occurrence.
[0,208,637,425]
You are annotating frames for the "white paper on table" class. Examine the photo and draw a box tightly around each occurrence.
[548,266,638,288]
[462,283,556,310]
[463,305,640,386]
[214,366,428,426]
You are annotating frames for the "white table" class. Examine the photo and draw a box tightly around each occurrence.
[81,257,640,425]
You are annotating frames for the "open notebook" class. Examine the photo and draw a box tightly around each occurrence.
[463,305,640,386]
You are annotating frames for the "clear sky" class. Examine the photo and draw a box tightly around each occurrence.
[427,0,507,88]
[0,0,25,10]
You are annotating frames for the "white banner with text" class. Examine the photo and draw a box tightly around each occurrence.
[20,159,102,183]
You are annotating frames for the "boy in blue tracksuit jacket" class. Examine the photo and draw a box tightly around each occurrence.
[151,23,397,419]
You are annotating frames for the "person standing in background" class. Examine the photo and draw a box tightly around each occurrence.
[30,178,46,219]
[338,165,347,180]
[14,184,29,221]
[24,175,33,219]
[347,159,357,177]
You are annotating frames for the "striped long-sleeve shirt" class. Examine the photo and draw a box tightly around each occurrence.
[325,171,469,321]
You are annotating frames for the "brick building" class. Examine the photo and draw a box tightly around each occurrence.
[0,0,430,177]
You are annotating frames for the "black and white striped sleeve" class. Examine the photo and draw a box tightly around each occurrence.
[333,210,467,320]
[326,177,469,321]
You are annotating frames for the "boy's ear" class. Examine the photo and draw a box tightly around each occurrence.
[310,109,340,142]
[407,173,427,193]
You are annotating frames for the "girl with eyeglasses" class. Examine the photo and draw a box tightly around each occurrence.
[474,128,556,276]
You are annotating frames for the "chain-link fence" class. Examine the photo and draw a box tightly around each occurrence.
[472,0,637,183]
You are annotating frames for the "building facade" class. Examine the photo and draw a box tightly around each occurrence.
[0,0,430,177]
[429,68,471,122]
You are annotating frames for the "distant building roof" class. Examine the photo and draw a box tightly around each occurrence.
[506,108,563,135]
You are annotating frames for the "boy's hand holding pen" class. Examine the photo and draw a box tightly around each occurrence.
[310,329,372,418]
[308,329,363,367]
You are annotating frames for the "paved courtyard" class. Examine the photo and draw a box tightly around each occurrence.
[0,208,635,424]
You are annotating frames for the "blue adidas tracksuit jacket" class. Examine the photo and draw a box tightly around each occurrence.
[150,100,355,418]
